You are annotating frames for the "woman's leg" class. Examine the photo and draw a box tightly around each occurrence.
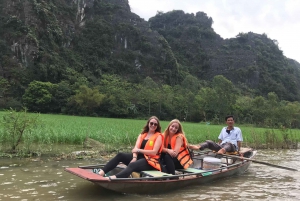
[173,158,184,170]
[163,154,176,175]
[100,153,132,175]
[115,158,153,178]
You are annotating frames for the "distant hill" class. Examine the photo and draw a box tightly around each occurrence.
[149,10,300,100]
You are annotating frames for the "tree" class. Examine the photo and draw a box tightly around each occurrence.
[233,96,254,124]
[22,81,57,113]
[68,85,105,116]
[52,81,73,113]
[138,76,159,116]
[99,74,133,117]
[251,96,266,126]
[212,75,237,119]
[196,87,217,122]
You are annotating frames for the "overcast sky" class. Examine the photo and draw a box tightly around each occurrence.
[129,0,300,63]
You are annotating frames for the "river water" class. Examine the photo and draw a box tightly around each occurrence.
[0,149,299,201]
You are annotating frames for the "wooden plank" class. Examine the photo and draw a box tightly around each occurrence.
[177,168,206,173]
[141,170,172,177]
[177,168,213,176]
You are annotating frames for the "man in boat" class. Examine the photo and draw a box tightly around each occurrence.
[189,115,243,154]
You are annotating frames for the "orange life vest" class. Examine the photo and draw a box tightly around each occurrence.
[168,133,193,169]
[139,132,164,171]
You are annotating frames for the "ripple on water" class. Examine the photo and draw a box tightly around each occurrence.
[0,150,299,201]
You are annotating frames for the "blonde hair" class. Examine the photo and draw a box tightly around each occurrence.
[163,119,186,147]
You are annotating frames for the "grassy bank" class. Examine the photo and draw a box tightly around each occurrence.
[0,111,299,157]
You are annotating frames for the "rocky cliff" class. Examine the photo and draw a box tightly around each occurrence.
[0,0,299,102]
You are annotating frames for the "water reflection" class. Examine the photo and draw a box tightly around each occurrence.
[0,149,299,201]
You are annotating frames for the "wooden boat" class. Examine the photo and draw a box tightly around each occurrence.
[65,148,256,194]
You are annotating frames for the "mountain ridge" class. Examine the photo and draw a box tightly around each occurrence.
[1,0,300,109]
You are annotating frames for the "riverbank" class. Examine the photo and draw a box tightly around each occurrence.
[0,138,298,160]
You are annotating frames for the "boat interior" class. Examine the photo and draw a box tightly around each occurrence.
[75,148,254,181]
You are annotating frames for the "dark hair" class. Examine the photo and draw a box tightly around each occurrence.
[141,116,161,134]
[225,115,234,121]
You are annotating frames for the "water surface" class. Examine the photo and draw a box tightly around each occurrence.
[0,149,299,201]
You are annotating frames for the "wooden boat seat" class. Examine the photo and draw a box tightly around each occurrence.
[212,147,252,165]
[176,168,212,176]
[140,170,173,177]
[211,147,251,155]
[212,150,238,155]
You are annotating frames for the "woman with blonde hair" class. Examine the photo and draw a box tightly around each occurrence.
[162,119,193,175]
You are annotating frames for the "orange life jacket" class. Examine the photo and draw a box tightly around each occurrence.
[168,133,193,169]
[139,132,164,171]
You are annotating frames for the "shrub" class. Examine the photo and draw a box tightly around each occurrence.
[0,108,40,152]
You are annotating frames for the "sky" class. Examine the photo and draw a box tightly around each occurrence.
[128,0,300,63]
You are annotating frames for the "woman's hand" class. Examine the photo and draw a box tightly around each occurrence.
[132,148,139,153]
[167,149,177,157]
[189,145,200,150]
[130,157,137,163]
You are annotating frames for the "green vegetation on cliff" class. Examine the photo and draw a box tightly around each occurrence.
[1,0,300,128]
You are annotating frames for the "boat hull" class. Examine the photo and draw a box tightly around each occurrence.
[65,149,256,194]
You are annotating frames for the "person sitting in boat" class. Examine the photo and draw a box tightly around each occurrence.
[189,115,243,154]
[96,116,164,180]
[161,119,193,175]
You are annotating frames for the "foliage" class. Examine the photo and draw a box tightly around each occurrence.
[0,108,40,152]
[22,81,57,113]
[67,85,105,116]
[0,112,298,156]
[1,0,300,128]
[149,10,213,78]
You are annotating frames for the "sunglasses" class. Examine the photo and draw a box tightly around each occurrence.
[149,122,158,126]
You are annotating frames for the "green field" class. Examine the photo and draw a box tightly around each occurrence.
[0,111,299,155]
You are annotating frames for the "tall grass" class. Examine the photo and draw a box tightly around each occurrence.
[0,111,299,154]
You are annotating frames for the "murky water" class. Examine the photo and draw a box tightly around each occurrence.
[0,149,299,201]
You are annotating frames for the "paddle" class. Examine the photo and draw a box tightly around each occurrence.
[221,153,298,172]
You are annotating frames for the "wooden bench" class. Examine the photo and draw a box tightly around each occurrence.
[140,170,173,177]
[177,168,212,176]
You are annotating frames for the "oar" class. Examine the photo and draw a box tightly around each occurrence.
[221,154,298,172]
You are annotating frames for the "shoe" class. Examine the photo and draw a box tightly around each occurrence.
[93,168,101,174]
[92,168,108,176]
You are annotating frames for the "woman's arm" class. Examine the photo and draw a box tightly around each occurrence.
[134,135,163,156]
[132,135,142,157]
[173,136,183,153]
[164,136,182,157]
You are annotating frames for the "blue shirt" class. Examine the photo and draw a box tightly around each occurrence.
[218,127,243,150]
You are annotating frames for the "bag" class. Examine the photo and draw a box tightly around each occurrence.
[159,158,167,173]
[187,148,194,160]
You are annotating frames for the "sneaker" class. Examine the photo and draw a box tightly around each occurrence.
[93,168,101,174]
[92,168,108,176]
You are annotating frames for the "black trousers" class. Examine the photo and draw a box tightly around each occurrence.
[101,152,154,178]
[199,140,236,152]
[162,153,183,175]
